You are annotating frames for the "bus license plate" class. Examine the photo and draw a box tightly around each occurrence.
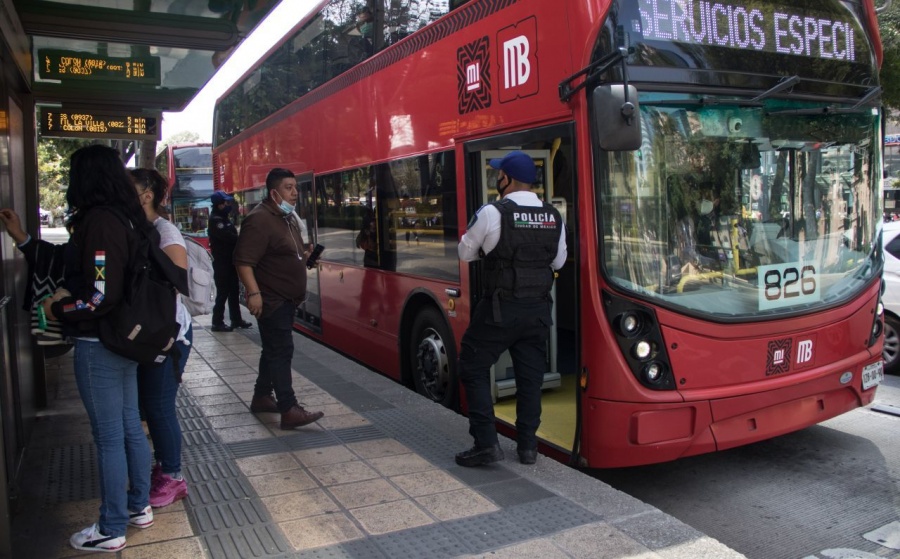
[861,361,884,391]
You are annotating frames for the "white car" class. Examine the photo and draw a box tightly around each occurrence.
[881,221,900,374]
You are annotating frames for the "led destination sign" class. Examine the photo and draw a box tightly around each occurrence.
[41,109,160,141]
[38,49,161,84]
[637,0,859,62]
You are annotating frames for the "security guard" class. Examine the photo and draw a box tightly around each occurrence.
[455,151,567,467]
[208,190,252,331]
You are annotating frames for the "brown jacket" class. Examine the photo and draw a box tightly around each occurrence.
[233,199,308,317]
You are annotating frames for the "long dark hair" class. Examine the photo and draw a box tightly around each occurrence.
[130,167,169,218]
[65,144,150,233]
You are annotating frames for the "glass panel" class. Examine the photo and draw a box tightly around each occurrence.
[381,151,459,281]
[170,198,210,241]
[317,167,374,266]
[214,0,455,145]
[600,95,882,320]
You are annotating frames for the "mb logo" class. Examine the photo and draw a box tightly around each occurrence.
[796,339,814,364]
[498,16,538,103]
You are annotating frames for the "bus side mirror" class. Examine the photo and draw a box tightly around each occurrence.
[592,84,642,151]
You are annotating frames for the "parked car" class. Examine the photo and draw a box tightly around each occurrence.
[881,221,900,375]
[38,207,50,227]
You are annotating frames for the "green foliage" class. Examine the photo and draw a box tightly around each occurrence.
[161,130,201,149]
[37,138,92,216]
[879,1,900,117]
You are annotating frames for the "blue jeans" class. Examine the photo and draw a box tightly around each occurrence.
[254,301,297,412]
[73,339,151,537]
[138,326,192,475]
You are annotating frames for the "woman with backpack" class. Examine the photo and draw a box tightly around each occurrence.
[40,145,155,553]
[131,168,192,509]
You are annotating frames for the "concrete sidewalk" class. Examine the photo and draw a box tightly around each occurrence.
[10,316,746,558]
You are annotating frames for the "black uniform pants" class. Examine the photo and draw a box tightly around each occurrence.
[212,260,243,325]
[458,297,552,450]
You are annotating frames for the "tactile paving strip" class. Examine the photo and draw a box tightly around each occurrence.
[370,523,473,558]
[361,408,459,467]
[202,525,293,559]
[477,477,557,508]
[295,538,389,559]
[45,444,100,504]
[227,438,289,459]
[175,396,294,559]
[441,510,540,553]
[500,497,601,536]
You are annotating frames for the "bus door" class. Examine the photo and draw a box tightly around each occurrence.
[475,148,564,402]
[295,173,322,332]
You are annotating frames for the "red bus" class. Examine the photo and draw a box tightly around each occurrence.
[155,142,215,248]
[213,0,886,467]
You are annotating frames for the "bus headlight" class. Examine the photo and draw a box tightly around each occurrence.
[643,362,667,384]
[618,312,642,337]
[876,302,884,317]
[633,340,653,361]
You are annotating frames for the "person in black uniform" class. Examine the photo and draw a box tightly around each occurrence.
[455,151,567,467]
[208,190,252,331]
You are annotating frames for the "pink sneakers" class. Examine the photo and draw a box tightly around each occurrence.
[149,470,188,508]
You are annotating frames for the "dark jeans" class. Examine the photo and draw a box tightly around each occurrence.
[254,300,297,412]
[138,326,193,475]
[212,260,243,325]
[459,297,551,450]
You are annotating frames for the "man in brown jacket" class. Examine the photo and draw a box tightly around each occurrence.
[234,168,324,429]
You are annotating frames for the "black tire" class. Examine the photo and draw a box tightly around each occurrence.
[883,314,900,376]
[409,307,458,408]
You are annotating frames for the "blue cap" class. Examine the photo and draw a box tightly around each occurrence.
[489,151,536,184]
[210,191,234,204]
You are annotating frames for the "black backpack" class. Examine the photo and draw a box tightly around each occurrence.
[98,210,189,365]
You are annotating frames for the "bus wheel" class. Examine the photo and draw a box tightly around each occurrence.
[410,308,458,408]
[883,315,900,375]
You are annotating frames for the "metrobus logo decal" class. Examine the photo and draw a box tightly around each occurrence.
[766,338,792,376]
[498,17,538,103]
[458,36,492,114]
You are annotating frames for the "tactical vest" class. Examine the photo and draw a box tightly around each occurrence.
[482,198,562,300]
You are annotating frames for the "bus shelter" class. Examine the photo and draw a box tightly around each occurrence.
[0,2,281,556]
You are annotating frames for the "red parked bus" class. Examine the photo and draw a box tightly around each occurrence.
[156,142,215,248]
[213,0,886,467]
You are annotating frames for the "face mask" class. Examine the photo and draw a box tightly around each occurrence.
[496,176,509,198]
[272,191,294,215]
[700,199,714,216]
[359,22,372,36]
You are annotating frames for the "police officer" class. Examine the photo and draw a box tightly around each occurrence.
[455,151,567,467]
[208,191,252,331]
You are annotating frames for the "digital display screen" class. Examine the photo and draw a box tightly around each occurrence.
[38,49,161,85]
[40,109,160,141]
[636,0,860,62]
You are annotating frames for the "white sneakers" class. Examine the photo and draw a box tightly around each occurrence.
[70,506,153,553]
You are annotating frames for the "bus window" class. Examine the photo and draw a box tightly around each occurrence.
[317,167,375,267]
[382,151,459,281]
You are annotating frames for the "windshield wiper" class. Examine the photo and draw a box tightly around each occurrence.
[752,76,801,101]
[767,86,882,115]
[647,98,763,107]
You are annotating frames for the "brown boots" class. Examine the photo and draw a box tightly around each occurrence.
[249,394,278,413]
[280,405,324,430]
[250,395,324,429]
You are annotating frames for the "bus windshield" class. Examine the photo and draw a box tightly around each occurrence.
[169,145,214,239]
[601,95,882,320]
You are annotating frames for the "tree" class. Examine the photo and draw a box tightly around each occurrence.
[161,130,201,149]
[879,1,900,118]
[36,138,93,221]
